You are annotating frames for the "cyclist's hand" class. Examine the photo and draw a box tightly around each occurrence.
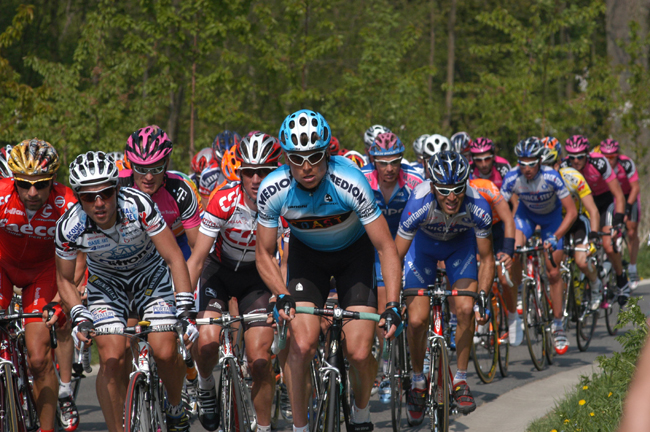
[379,307,402,340]
[496,252,512,270]
[274,294,296,323]
[544,235,558,251]
[179,315,199,347]
[70,304,94,349]
[42,302,66,329]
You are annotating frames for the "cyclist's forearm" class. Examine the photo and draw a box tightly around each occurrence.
[477,251,495,293]
[56,256,83,311]
[628,181,639,204]
[378,245,402,304]
[257,247,289,297]
[608,178,626,214]
[169,258,193,294]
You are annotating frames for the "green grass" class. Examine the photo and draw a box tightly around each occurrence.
[527,298,647,432]
[633,244,650,279]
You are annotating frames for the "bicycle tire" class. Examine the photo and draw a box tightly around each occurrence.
[124,371,151,432]
[389,336,403,432]
[604,270,621,336]
[17,339,39,431]
[270,359,281,429]
[522,281,546,371]
[576,282,598,352]
[543,287,555,366]
[496,295,509,377]
[428,340,449,432]
[221,361,236,432]
[314,370,340,432]
[1,362,24,432]
[471,294,498,384]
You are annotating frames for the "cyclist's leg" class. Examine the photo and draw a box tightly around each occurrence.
[22,266,59,431]
[627,198,640,286]
[570,216,601,303]
[95,334,131,432]
[512,208,534,290]
[538,210,566,320]
[602,203,625,276]
[56,316,80,431]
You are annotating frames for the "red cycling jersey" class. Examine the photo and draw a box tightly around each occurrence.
[0,178,77,321]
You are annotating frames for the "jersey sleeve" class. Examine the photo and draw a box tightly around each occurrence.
[567,169,592,199]
[544,169,570,200]
[620,158,639,182]
[499,171,517,201]
[465,189,493,238]
[338,167,382,225]
[55,205,83,260]
[397,182,431,240]
[174,178,203,229]
[591,155,615,182]
[199,187,237,238]
[257,170,291,229]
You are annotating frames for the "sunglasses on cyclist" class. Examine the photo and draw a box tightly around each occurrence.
[568,154,587,161]
[518,160,539,167]
[287,150,327,167]
[433,183,466,197]
[240,167,276,178]
[132,163,166,176]
[14,177,53,191]
[472,155,494,162]
[78,186,117,203]
[375,157,402,168]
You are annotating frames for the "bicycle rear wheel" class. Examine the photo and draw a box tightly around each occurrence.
[388,336,404,432]
[428,340,449,432]
[496,295,509,377]
[471,295,498,384]
[1,363,24,432]
[124,371,151,432]
[522,281,546,371]
[604,271,621,336]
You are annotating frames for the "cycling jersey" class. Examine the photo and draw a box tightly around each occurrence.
[189,172,199,189]
[200,183,287,269]
[0,178,77,322]
[559,167,591,217]
[397,181,493,242]
[610,155,638,196]
[257,156,381,252]
[468,178,504,224]
[55,187,167,272]
[118,170,202,258]
[501,165,570,214]
[363,166,423,236]
[470,155,511,189]
[199,165,228,198]
[560,153,615,196]
[409,161,426,178]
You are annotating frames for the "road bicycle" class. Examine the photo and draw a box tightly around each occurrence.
[0,307,57,432]
[403,277,487,432]
[384,294,410,432]
[517,235,556,371]
[471,260,512,383]
[196,312,268,432]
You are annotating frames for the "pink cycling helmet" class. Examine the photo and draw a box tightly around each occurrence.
[369,132,405,156]
[565,135,589,154]
[469,137,495,154]
[599,138,620,154]
[125,125,173,165]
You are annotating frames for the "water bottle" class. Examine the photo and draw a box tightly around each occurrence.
[379,380,391,403]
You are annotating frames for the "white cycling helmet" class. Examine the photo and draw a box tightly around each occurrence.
[363,125,391,149]
[412,134,430,157]
[422,134,451,158]
[237,133,282,165]
[69,151,120,192]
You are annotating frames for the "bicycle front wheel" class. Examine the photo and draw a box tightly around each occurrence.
[312,370,340,432]
[428,340,449,432]
[496,295,510,377]
[222,358,256,432]
[576,284,598,352]
[388,336,404,432]
[471,295,498,384]
[1,363,23,432]
[522,282,546,371]
[124,371,152,432]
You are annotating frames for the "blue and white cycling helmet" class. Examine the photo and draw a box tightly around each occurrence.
[427,151,470,185]
[279,109,331,152]
[368,132,404,156]
[515,137,545,159]
[412,134,429,157]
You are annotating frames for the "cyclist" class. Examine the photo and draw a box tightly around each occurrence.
[561,135,629,305]
[343,149,367,169]
[395,150,494,420]
[411,134,429,176]
[118,125,203,261]
[363,132,423,394]
[469,137,512,188]
[542,137,602,309]
[363,124,392,166]
[199,131,241,205]
[191,147,220,189]
[501,137,577,355]
[55,151,198,432]
[107,151,128,172]
[451,131,472,159]
[0,146,11,178]
[186,133,284,432]
[1,139,79,432]
[256,110,402,432]
[599,139,641,290]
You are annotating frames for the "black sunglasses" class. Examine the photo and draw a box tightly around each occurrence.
[78,187,117,203]
[14,177,53,191]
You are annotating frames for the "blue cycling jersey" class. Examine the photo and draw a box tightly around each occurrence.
[500,165,570,215]
[363,166,423,237]
[397,181,493,241]
[257,156,382,252]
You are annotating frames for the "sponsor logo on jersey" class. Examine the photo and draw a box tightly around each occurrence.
[407,261,425,284]
[219,190,238,212]
[289,212,351,230]
[0,194,12,206]
[401,202,432,230]
[67,222,85,241]
[205,287,217,298]
[324,194,333,202]
[92,307,116,323]
[0,221,57,237]
[329,173,369,206]
[258,178,292,206]
[41,204,52,218]
[54,196,66,208]
[152,300,172,315]
[5,207,24,216]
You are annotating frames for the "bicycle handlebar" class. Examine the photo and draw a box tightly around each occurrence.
[0,311,58,349]
[516,244,557,268]
[295,306,381,322]
[497,261,513,287]
[195,313,269,326]
[402,288,488,319]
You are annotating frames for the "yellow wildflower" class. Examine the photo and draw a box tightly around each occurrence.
[579,400,586,405]
[590,412,595,417]
[608,392,613,397]
[583,385,589,390]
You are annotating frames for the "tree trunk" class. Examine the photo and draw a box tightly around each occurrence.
[428,0,436,100]
[442,0,456,130]
[302,0,309,91]
[167,87,184,146]
[189,32,197,163]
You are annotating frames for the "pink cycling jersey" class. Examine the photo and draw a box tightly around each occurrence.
[470,155,511,189]
[612,154,638,196]
[561,152,615,197]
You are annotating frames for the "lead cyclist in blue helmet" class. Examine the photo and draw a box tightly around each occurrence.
[501,137,577,355]
[394,150,492,420]
[255,109,403,432]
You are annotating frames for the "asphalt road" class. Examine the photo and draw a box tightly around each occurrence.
[73,281,650,431]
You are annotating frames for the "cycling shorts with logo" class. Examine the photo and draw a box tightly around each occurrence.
[404,230,478,288]
[198,256,271,330]
[86,259,177,331]
[515,203,564,249]
[564,214,591,245]
[287,232,377,309]
[0,263,56,324]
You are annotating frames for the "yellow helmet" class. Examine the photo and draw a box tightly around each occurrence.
[8,138,60,176]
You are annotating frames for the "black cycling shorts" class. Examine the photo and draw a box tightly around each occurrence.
[198,257,271,330]
[593,191,614,229]
[287,233,377,309]
[564,214,590,245]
